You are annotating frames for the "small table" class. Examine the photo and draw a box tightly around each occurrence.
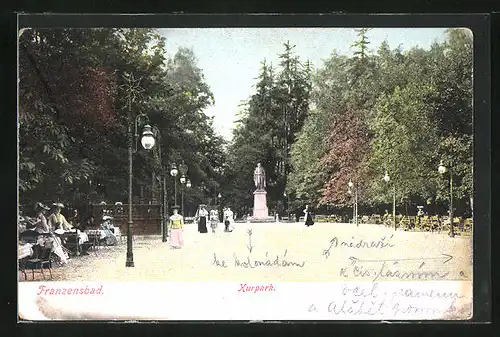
[18,243,33,260]
[60,230,89,256]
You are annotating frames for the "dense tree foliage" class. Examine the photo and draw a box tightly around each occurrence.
[289,28,473,216]
[225,43,312,216]
[19,28,473,218]
[19,28,226,211]
[229,28,473,217]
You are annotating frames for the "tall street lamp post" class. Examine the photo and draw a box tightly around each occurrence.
[438,160,455,238]
[283,190,291,221]
[167,164,179,240]
[217,193,222,222]
[383,171,397,231]
[185,179,192,216]
[178,164,188,215]
[121,72,149,268]
[126,120,156,267]
[348,179,358,226]
[180,174,186,216]
[283,191,287,221]
[162,172,167,242]
[149,125,167,244]
[170,164,179,206]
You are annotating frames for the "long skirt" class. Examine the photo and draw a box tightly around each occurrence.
[305,213,315,227]
[45,235,68,264]
[102,229,118,246]
[224,220,233,232]
[198,217,208,233]
[170,228,184,248]
[210,219,218,232]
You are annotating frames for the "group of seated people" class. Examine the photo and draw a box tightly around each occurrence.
[18,202,120,264]
[18,202,73,265]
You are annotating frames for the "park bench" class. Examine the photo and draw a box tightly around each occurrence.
[314,215,328,222]
[184,217,195,224]
[370,214,382,224]
[328,215,342,223]
[398,216,411,231]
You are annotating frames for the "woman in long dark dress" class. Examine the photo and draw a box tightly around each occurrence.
[304,205,315,227]
[197,205,209,233]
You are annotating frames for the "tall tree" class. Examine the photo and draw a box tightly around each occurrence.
[226,43,312,216]
[18,28,226,211]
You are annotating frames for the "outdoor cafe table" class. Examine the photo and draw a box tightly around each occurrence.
[85,229,106,240]
[62,229,89,244]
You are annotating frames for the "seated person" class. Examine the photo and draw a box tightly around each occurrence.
[100,216,118,245]
[47,203,73,231]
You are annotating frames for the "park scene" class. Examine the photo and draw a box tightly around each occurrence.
[18,27,473,284]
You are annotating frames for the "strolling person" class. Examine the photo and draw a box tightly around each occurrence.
[169,206,184,249]
[209,209,218,233]
[196,205,209,233]
[224,207,234,232]
[304,205,315,227]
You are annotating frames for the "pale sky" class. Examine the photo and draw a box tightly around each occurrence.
[158,28,448,141]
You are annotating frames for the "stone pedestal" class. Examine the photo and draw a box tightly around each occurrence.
[253,190,269,219]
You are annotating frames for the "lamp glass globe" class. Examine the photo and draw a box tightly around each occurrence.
[141,134,155,150]
[141,125,155,150]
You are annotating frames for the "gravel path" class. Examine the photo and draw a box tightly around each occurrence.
[28,222,472,282]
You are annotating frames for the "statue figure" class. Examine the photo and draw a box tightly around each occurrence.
[253,163,266,191]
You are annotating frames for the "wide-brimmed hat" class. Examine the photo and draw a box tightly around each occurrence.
[102,215,113,221]
[54,228,65,235]
[171,205,180,210]
[115,202,123,206]
[36,202,50,211]
[52,202,65,208]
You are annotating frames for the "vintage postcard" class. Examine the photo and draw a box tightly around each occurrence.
[18,17,479,321]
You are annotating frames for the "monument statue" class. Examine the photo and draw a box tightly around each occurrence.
[253,163,266,191]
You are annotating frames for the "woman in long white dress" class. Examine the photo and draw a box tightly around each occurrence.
[227,208,235,232]
[209,209,218,233]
